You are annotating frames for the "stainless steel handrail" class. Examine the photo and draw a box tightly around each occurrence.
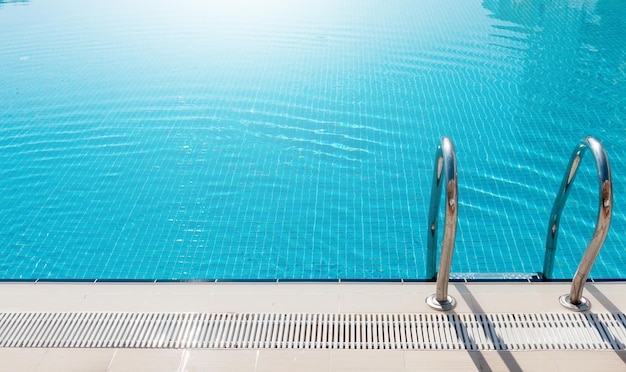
[426,137,458,311]
[542,136,612,311]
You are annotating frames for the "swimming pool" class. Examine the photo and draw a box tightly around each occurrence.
[0,0,624,280]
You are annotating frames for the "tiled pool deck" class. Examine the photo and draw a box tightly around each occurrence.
[1,281,625,371]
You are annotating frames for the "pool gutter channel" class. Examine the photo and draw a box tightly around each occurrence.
[1,311,626,350]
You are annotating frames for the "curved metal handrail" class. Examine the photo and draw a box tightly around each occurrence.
[542,136,612,311]
[425,137,458,311]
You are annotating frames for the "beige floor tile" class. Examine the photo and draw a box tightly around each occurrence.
[141,294,211,312]
[14,284,90,312]
[468,350,532,372]
[477,350,626,372]
[107,349,184,372]
[450,282,568,313]
[411,350,626,372]
[207,293,278,313]
[2,281,625,315]
[35,348,115,372]
[330,350,405,371]
[275,283,341,294]
[256,350,331,372]
[585,284,626,312]
[146,283,212,297]
[273,293,339,313]
[0,295,29,311]
[338,283,405,294]
[19,295,83,312]
[81,294,150,312]
[550,351,626,371]
[0,283,31,294]
[338,294,410,313]
[403,350,487,371]
[209,282,276,295]
[180,350,258,372]
[0,348,47,372]
[51,284,150,312]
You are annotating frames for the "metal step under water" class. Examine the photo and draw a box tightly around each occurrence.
[1,312,625,350]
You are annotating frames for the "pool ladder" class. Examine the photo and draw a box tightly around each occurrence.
[425,137,458,311]
[426,136,613,311]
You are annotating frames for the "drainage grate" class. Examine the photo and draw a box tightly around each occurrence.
[1,312,626,350]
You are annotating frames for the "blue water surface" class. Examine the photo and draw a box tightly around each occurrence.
[0,0,624,280]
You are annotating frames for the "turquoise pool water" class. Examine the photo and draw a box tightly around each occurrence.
[0,0,624,280]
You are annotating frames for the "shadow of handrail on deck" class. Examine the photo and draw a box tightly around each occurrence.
[583,284,626,365]
[585,283,622,313]
[585,313,625,349]
[452,283,523,372]
[446,311,494,372]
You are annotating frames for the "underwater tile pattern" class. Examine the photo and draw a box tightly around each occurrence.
[0,0,624,280]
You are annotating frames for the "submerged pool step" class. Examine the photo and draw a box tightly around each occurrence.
[1,312,625,350]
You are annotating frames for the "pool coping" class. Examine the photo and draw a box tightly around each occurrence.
[1,279,625,316]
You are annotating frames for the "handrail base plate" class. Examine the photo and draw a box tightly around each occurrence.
[559,294,591,312]
[426,294,457,311]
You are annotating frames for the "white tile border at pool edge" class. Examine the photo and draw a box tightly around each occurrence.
[0,281,625,313]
